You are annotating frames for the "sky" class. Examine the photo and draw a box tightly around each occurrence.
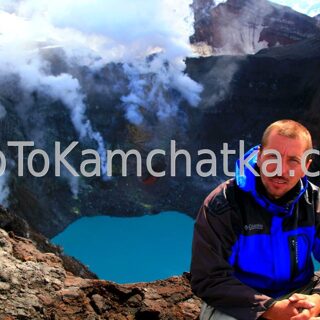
[270,0,320,16]
[215,0,320,16]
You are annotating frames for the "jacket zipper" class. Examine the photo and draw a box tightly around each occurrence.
[288,236,298,281]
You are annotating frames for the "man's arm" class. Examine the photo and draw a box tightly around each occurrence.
[311,187,320,294]
[190,189,275,320]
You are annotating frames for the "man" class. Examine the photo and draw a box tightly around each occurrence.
[190,120,320,320]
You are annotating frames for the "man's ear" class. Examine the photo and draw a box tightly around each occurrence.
[301,158,312,178]
[257,146,262,168]
[305,158,312,171]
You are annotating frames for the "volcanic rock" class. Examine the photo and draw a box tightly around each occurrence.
[191,0,320,55]
[0,227,201,319]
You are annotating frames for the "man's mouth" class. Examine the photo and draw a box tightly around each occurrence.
[271,177,287,184]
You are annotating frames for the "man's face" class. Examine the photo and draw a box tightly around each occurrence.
[257,130,312,200]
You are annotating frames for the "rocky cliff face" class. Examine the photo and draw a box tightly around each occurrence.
[0,226,200,319]
[191,0,320,55]
[1,36,320,238]
[0,205,97,279]
[186,35,320,152]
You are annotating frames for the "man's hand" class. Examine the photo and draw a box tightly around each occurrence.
[262,295,316,320]
[289,293,320,320]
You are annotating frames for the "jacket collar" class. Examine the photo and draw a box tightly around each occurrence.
[235,145,308,216]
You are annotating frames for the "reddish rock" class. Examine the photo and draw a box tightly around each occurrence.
[0,229,202,319]
[191,0,320,55]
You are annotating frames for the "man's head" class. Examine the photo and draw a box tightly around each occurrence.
[257,119,312,200]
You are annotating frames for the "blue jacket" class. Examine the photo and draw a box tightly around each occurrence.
[190,146,320,320]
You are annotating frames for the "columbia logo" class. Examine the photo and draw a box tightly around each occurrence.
[244,224,264,231]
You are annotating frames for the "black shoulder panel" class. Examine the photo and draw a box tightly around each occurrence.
[206,180,235,216]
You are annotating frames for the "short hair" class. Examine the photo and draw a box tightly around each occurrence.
[261,119,312,151]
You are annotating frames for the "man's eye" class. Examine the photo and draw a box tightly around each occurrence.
[265,154,277,159]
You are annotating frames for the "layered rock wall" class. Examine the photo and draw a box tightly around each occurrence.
[0,228,201,319]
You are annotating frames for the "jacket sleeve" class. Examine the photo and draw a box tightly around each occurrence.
[190,187,275,320]
[311,187,320,293]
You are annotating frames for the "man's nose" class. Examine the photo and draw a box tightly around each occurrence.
[281,159,291,177]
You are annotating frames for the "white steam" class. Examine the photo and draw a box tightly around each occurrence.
[204,58,242,108]
[0,0,202,194]
[0,0,202,122]
[0,10,108,194]
[0,172,10,207]
[0,102,7,119]
[122,57,202,125]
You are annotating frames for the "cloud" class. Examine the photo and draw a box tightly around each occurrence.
[215,0,227,4]
[212,0,320,17]
[270,0,320,16]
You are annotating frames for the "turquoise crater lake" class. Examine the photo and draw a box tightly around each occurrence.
[52,211,194,284]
